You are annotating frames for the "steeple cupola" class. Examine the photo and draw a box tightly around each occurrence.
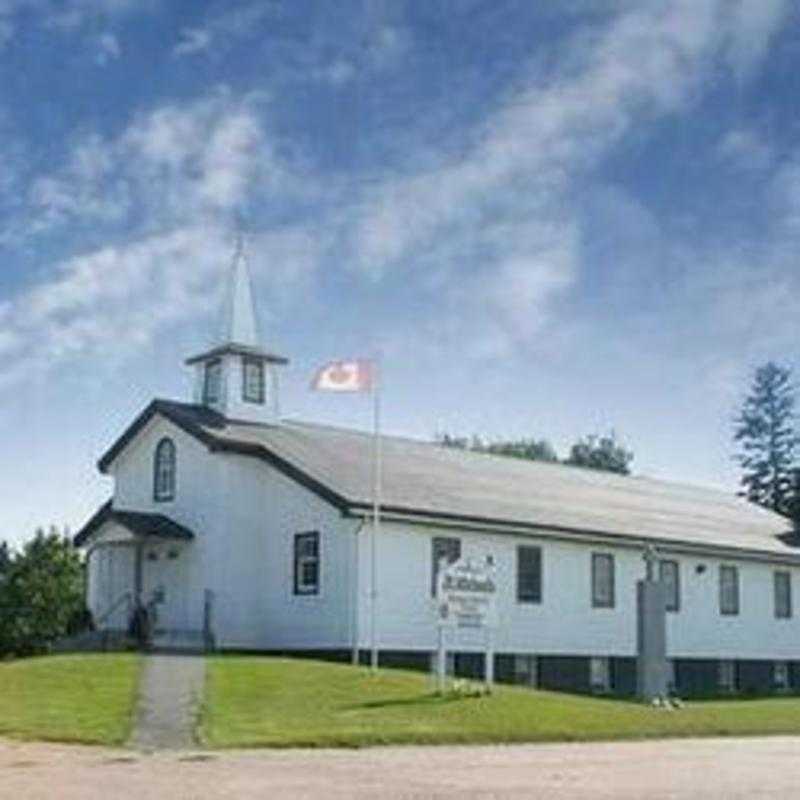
[185,235,288,424]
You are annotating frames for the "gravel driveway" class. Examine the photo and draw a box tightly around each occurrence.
[3,736,800,799]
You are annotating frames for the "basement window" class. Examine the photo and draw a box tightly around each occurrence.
[774,661,790,692]
[718,660,736,693]
[514,655,538,687]
[590,657,611,693]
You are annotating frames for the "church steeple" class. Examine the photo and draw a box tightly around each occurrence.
[185,233,288,424]
[221,233,260,347]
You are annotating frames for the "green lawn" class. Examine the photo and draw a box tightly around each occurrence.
[202,656,800,749]
[0,653,141,745]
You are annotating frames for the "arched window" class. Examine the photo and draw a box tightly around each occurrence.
[153,438,176,502]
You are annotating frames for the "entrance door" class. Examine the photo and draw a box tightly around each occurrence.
[141,543,190,632]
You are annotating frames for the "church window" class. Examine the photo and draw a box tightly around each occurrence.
[294,532,320,595]
[591,553,615,608]
[774,571,792,619]
[659,559,680,612]
[203,359,222,405]
[242,357,265,404]
[517,545,542,603]
[719,565,739,616]
[153,438,176,502]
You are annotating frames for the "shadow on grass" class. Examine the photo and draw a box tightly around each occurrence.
[343,693,468,711]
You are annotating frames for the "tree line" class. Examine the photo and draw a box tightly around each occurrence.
[438,360,800,529]
[437,431,634,475]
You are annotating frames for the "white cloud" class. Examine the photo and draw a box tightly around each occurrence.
[364,25,410,69]
[42,0,144,31]
[21,91,283,236]
[314,58,356,87]
[172,2,276,58]
[344,0,787,359]
[0,227,229,385]
[3,1,791,386]
[0,17,12,46]
[173,27,212,57]
[0,218,328,387]
[717,128,774,170]
[722,0,788,81]
[95,31,121,64]
[0,0,151,45]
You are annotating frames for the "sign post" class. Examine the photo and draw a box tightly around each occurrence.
[485,627,494,689]
[435,554,497,692]
[436,621,447,694]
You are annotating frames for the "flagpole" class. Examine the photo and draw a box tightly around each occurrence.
[370,355,382,671]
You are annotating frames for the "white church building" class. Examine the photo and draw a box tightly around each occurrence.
[75,244,800,697]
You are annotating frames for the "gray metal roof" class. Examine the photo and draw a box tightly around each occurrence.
[75,498,196,547]
[136,400,797,560]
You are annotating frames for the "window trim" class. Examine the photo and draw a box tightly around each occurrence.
[516,545,543,604]
[774,660,790,690]
[293,531,320,596]
[242,356,265,405]
[203,358,223,405]
[431,536,461,597]
[590,656,611,693]
[591,552,615,609]
[774,570,792,619]
[152,437,176,503]
[719,565,740,616]
[659,559,680,613]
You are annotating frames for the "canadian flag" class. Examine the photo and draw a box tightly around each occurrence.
[311,359,375,392]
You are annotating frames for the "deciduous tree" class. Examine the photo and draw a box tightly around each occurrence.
[565,433,633,475]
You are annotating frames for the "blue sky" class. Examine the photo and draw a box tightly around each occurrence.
[1,0,799,545]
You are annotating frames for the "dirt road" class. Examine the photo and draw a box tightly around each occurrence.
[3,736,800,799]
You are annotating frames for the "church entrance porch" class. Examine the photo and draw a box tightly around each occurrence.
[79,503,205,651]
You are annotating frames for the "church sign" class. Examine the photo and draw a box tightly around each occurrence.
[434,555,497,691]
[437,557,497,629]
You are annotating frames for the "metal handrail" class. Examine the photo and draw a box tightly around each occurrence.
[95,591,133,628]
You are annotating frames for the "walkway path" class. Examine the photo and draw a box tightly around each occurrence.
[130,654,206,751]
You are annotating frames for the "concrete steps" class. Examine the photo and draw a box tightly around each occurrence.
[52,629,137,653]
[150,628,207,654]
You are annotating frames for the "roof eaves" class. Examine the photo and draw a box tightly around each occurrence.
[347,502,800,564]
[97,399,221,474]
[73,499,113,547]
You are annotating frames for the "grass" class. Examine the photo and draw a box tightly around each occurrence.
[202,656,800,749]
[0,653,141,745]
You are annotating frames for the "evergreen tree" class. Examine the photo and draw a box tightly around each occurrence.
[734,362,797,516]
[0,541,10,577]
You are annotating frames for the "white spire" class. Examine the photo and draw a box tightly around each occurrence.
[220,232,260,347]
